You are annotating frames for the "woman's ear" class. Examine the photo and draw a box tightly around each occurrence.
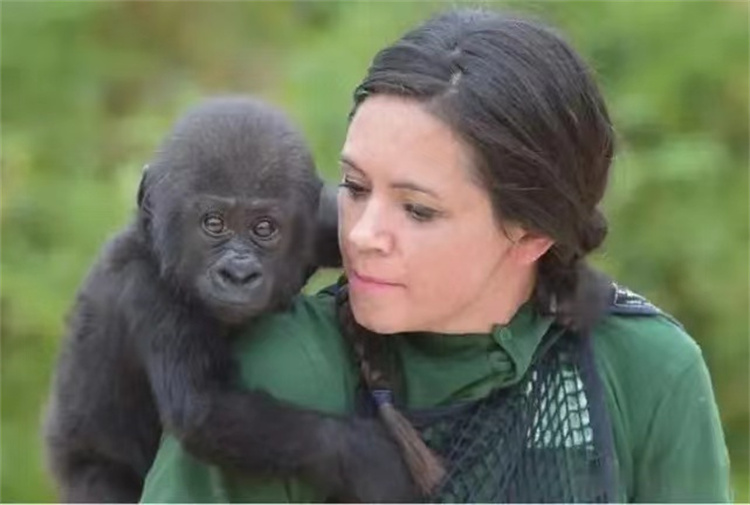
[511,228,554,266]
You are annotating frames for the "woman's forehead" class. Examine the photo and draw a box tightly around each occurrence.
[342,95,475,188]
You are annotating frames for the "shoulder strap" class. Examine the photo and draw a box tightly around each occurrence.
[608,283,662,316]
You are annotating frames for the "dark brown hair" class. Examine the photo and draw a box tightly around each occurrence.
[352,8,615,330]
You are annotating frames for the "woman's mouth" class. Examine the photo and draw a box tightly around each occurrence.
[349,270,403,292]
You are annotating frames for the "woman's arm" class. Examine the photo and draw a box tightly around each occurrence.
[632,353,732,502]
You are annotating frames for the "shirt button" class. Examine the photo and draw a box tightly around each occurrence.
[492,327,512,346]
[488,350,512,373]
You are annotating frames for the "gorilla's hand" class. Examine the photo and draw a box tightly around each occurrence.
[313,417,420,503]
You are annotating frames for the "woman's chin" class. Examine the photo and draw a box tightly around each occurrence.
[351,304,406,335]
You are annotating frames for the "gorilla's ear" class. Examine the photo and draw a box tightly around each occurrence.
[314,184,342,268]
[137,164,151,211]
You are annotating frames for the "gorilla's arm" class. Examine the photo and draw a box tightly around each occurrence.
[137,284,415,502]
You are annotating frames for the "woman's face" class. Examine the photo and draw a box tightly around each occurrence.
[339,95,547,334]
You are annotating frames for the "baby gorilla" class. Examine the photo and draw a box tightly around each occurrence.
[43,97,415,503]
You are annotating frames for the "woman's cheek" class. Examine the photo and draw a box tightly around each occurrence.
[337,198,356,257]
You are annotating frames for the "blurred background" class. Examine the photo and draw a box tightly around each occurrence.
[1,1,747,501]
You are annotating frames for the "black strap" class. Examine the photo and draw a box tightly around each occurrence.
[607,282,684,330]
[608,283,661,316]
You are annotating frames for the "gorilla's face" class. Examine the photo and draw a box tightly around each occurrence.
[195,196,283,323]
[152,189,315,325]
[138,96,323,325]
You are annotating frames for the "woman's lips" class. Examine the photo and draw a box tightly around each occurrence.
[349,270,403,292]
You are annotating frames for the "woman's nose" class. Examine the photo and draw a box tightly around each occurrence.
[346,200,394,255]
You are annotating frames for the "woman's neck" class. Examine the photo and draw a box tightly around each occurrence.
[422,264,537,335]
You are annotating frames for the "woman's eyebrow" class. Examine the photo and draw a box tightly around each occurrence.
[339,154,364,175]
[340,153,440,198]
[390,181,440,198]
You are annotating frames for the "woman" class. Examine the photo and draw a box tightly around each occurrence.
[141,8,731,502]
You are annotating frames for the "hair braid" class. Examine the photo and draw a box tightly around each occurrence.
[334,281,445,495]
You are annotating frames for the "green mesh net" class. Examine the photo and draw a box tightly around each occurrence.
[403,332,616,503]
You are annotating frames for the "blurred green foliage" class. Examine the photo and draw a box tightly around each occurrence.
[1,1,747,502]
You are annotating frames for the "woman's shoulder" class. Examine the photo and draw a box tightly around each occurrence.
[246,290,340,337]
[229,291,357,414]
[589,284,708,448]
[591,286,702,381]
[590,285,710,455]
[590,286,730,502]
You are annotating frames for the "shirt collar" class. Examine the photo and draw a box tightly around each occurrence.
[394,302,556,408]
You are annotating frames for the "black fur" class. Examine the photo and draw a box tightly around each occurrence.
[43,97,415,503]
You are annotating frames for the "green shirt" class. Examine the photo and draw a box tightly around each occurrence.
[140,292,731,503]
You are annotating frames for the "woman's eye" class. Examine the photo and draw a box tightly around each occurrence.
[202,215,226,235]
[339,179,368,199]
[404,203,438,222]
[252,218,278,240]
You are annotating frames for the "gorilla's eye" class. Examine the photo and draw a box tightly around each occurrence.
[252,218,278,240]
[202,215,226,235]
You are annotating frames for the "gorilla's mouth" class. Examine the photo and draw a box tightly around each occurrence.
[206,294,269,324]
[198,274,271,322]
[206,286,269,307]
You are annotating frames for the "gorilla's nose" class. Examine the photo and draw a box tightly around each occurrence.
[218,256,262,287]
